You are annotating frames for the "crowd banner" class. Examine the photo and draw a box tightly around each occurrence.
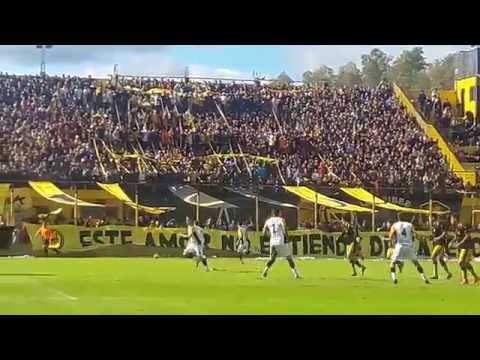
[225,187,298,209]
[23,223,480,258]
[284,186,373,213]
[97,183,174,215]
[29,181,105,207]
[0,183,11,215]
[169,185,237,209]
[341,187,447,214]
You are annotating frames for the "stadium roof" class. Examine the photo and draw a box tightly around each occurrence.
[224,187,298,209]
[169,185,238,209]
[341,187,447,214]
[283,186,373,213]
[97,183,174,215]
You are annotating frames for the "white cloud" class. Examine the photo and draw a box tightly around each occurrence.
[189,64,249,79]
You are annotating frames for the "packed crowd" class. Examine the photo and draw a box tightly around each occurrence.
[0,73,465,190]
[417,89,480,163]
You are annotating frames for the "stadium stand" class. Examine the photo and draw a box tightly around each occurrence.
[0,73,465,191]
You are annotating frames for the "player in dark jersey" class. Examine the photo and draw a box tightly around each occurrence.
[341,220,366,277]
[430,221,452,280]
[454,223,479,285]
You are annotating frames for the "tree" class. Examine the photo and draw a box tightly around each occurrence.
[276,71,294,85]
[427,53,456,90]
[361,48,392,87]
[302,65,336,86]
[336,62,363,87]
[389,47,429,89]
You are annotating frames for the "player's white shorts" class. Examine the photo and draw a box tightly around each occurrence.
[391,243,417,262]
[183,242,204,258]
[270,243,292,258]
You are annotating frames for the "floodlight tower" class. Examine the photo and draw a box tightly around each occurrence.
[36,45,53,75]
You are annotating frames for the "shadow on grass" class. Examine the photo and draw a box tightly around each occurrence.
[0,273,56,277]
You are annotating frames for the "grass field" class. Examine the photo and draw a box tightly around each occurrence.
[0,257,479,314]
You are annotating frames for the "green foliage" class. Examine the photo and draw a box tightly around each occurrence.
[336,62,363,87]
[302,65,336,86]
[428,54,456,90]
[361,48,392,87]
[389,47,429,89]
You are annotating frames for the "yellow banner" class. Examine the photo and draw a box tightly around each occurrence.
[340,187,446,214]
[284,186,373,213]
[97,183,173,215]
[23,223,480,259]
[29,181,105,207]
[0,183,10,214]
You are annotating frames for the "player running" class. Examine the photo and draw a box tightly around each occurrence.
[454,223,479,285]
[34,220,61,256]
[261,209,300,279]
[430,220,452,280]
[182,217,211,272]
[341,220,366,276]
[389,216,429,285]
[235,220,251,264]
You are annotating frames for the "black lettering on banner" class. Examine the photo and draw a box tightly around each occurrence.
[303,235,309,255]
[120,230,132,245]
[104,230,119,244]
[289,235,301,256]
[417,238,430,257]
[309,233,322,255]
[79,231,92,247]
[222,235,235,251]
[159,233,177,248]
[203,233,211,249]
[260,236,270,255]
[322,235,335,256]
[369,235,383,257]
[383,239,390,257]
[145,232,156,247]
[93,230,105,244]
[335,236,346,256]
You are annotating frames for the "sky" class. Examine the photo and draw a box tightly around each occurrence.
[0,45,470,81]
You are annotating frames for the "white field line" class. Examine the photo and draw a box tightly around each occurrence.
[33,279,78,301]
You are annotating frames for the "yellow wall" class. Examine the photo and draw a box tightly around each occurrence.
[455,76,479,117]
[438,90,457,108]
[393,83,476,186]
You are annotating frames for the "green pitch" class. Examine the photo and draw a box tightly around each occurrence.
[0,257,479,314]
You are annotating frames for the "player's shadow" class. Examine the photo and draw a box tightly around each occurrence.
[0,273,56,277]
[227,270,259,274]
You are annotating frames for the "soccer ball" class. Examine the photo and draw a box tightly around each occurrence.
[153,253,160,259]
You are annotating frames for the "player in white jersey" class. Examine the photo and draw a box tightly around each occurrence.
[261,209,300,279]
[236,220,251,264]
[182,217,211,271]
[389,214,429,284]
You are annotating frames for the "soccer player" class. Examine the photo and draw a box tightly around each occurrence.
[34,220,61,256]
[261,209,300,279]
[341,220,366,276]
[430,220,452,280]
[389,215,429,284]
[454,223,479,285]
[182,217,211,272]
[385,235,404,273]
[236,220,251,264]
